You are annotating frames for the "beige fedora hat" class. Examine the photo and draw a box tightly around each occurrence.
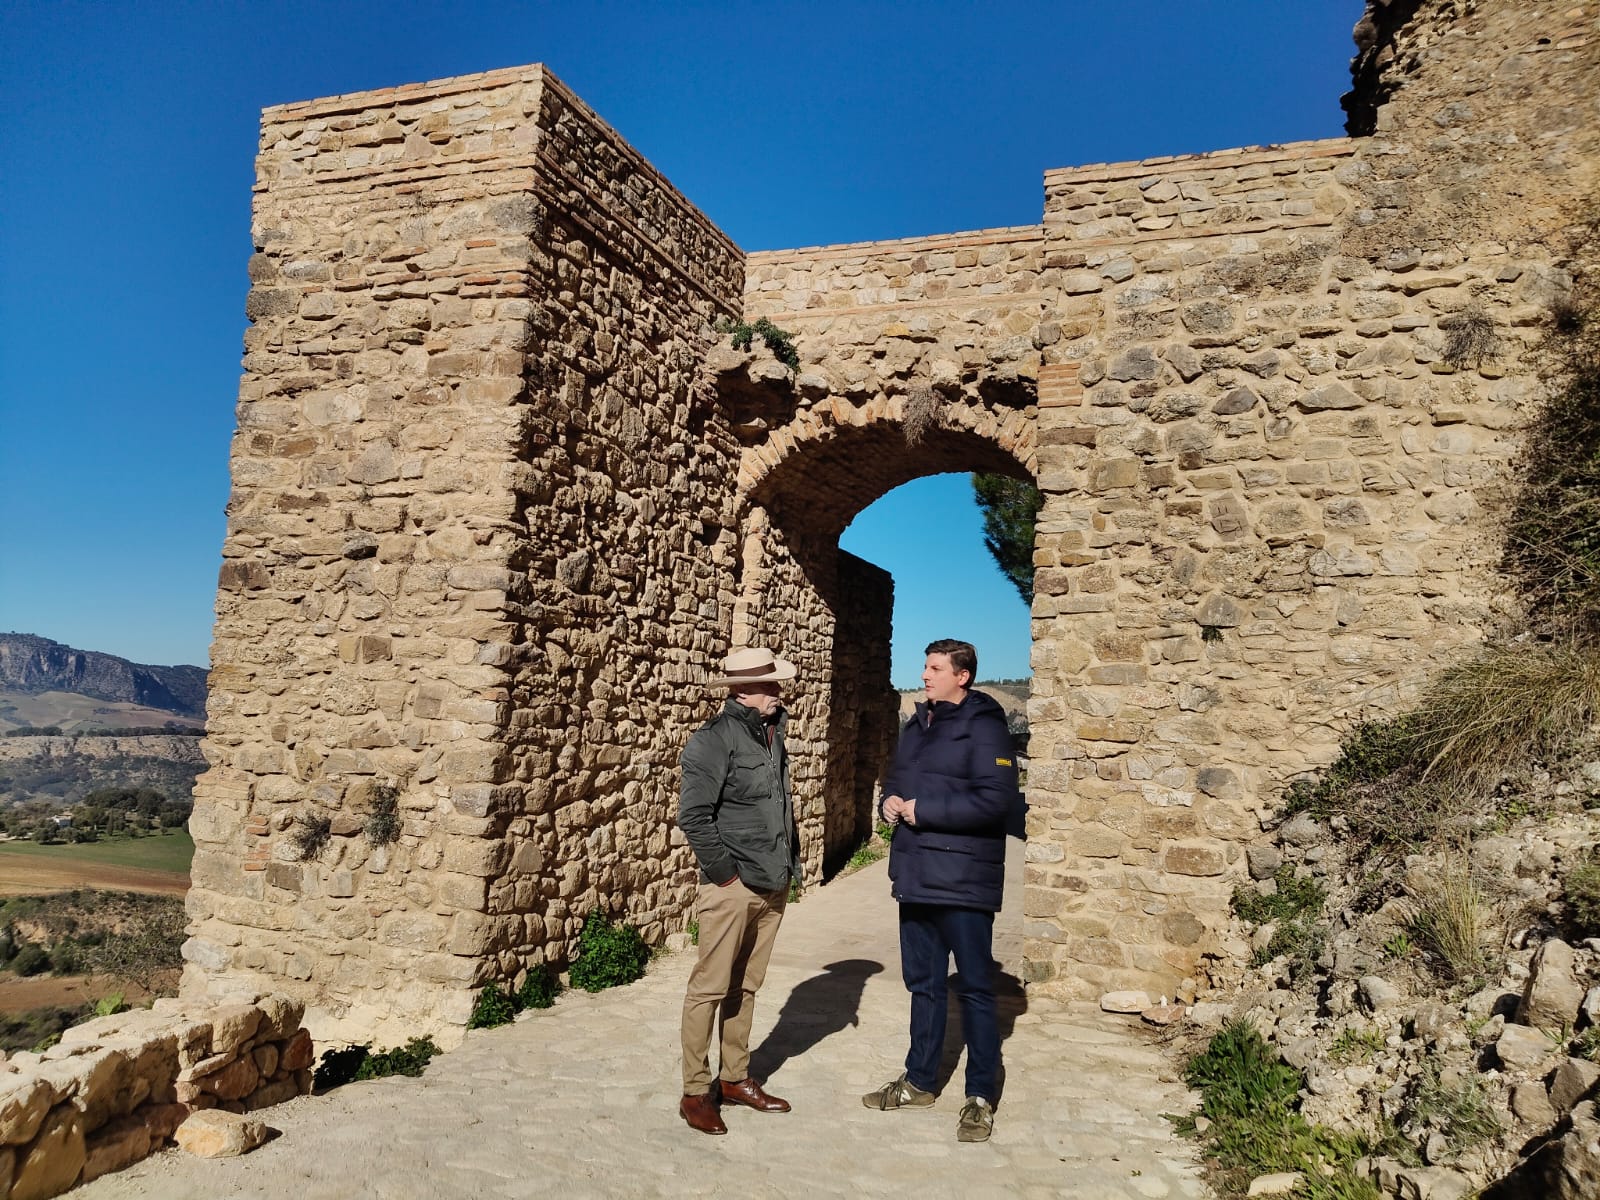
[710,646,797,688]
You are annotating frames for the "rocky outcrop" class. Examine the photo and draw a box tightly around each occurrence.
[0,735,206,766]
[1198,749,1600,1198]
[0,635,205,719]
[1482,1100,1600,1200]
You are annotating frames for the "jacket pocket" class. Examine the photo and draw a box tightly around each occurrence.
[728,753,774,799]
[919,841,1001,895]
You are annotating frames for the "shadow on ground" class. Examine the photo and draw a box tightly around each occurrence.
[749,958,883,1083]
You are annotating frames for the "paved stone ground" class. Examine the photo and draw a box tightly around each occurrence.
[79,847,1212,1199]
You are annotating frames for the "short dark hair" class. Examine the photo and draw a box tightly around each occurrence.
[924,639,977,681]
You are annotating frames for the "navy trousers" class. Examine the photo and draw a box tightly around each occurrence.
[898,903,998,1104]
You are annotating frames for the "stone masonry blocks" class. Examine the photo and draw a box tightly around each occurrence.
[191,1,1599,1038]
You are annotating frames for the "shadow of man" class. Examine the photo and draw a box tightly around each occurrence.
[931,965,1028,1106]
[748,959,884,1084]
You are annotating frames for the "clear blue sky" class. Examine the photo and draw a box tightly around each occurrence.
[0,1,1355,686]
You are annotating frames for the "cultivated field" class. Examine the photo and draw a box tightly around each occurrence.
[0,832,192,896]
[0,970,173,1013]
[0,687,203,734]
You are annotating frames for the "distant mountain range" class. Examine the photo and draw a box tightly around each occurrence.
[0,634,207,720]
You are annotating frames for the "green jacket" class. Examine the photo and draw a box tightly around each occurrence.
[678,699,800,892]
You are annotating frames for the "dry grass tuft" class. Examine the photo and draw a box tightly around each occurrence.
[1440,303,1500,369]
[1408,638,1600,794]
[291,812,332,861]
[1408,858,1499,983]
[903,384,940,446]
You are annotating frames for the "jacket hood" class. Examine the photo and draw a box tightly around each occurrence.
[913,688,1007,726]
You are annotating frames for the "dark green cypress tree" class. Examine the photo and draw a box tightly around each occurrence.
[971,473,1042,604]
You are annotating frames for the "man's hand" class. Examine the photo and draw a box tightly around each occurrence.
[883,795,917,826]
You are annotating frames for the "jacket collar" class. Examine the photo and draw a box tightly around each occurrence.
[914,691,970,727]
[723,697,786,738]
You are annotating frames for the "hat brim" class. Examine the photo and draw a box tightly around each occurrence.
[710,657,797,688]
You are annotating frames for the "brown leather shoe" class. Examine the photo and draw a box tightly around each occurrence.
[679,1092,728,1135]
[719,1077,791,1113]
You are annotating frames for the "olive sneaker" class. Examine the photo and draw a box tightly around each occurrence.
[957,1096,994,1142]
[861,1073,937,1110]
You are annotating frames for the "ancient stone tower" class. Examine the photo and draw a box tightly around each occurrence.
[185,1,1598,1046]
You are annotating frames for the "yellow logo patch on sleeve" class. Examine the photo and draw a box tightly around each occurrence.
[995,758,1012,767]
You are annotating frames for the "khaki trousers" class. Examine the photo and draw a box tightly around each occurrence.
[680,877,788,1094]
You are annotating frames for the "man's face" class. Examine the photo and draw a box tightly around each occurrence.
[922,653,971,705]
[732,681,782,718]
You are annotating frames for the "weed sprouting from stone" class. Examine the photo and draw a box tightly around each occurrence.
[291,812,332,862]
[712,316,800,370]
[364,783,401,847]
[1440,303,1499,368]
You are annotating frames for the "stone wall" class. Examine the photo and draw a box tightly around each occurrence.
[1017,1,1598,998]
[826,552,899,872]
[0,994,309,1200]
[189,65,755,1047]
[191,0,1599,1038]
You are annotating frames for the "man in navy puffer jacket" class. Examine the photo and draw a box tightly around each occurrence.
[861,639,1019,1143]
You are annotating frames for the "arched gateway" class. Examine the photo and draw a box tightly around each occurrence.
[187,3,1599,1045]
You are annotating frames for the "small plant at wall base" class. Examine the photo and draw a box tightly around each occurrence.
[569,910,650,992]
[1233,866,1327,970]
[517,964,561,1011]
[846,839,885,870]
[1279,714,1423,825]
[467,983,518,1030]
[313,1036,442,1090]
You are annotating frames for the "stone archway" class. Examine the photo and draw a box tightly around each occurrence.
[702,345,1038,878]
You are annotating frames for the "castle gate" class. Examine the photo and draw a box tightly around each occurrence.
[186,3,1598,1043]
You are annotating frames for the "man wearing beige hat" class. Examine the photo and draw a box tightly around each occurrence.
[676,645,802,1135]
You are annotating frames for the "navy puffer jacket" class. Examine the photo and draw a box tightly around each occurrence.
[880,689,1019,912]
